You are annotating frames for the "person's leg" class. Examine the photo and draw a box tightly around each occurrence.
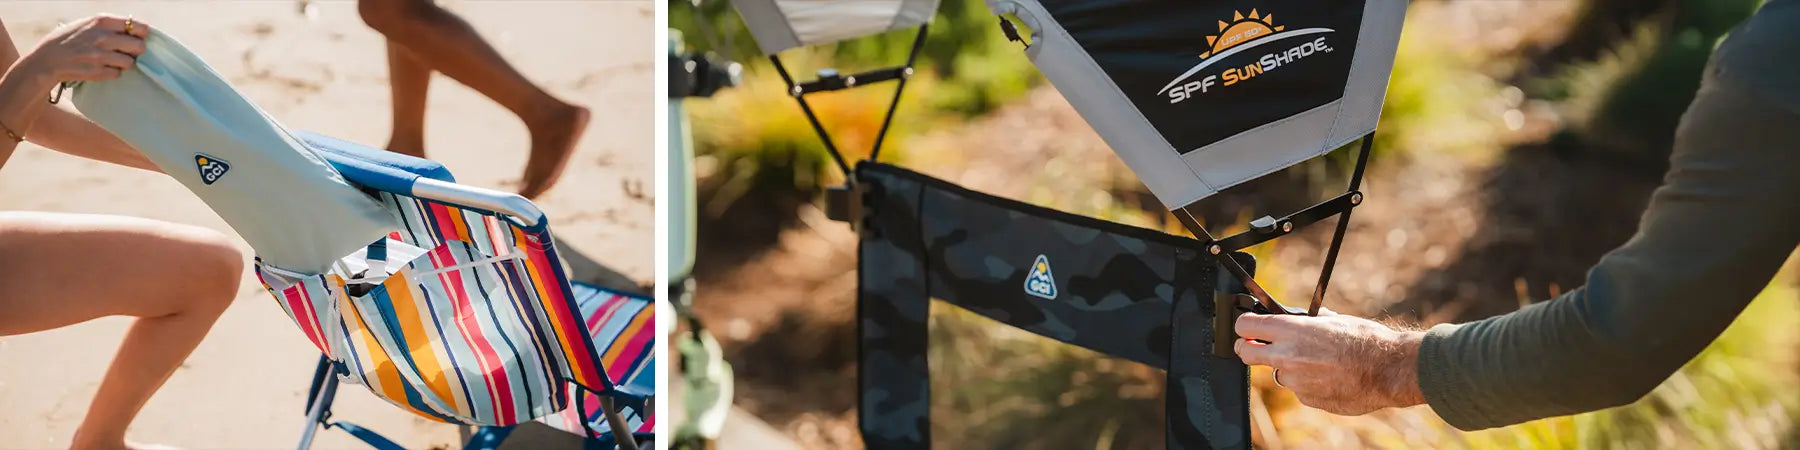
[0,212,244,450]
[358,0,589,198]
[384,43,432,158]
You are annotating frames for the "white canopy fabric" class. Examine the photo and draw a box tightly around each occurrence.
[731,0,940,55]
[74,30,397,274]
[985,0,1409,209]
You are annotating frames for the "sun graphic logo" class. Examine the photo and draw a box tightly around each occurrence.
[1023,254,1058,300]
[1158,8,1336,104]
[1202,9,1284,59]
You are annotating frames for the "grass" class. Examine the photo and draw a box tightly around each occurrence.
[1534,0,1761,168]
[1372,10,1513,165]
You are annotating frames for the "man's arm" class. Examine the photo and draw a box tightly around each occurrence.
[1415,73,1800,429]
[1235,70,1800,429]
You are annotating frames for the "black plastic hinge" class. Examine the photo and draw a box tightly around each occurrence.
[795,67,909,95]
[999,17,1025,47]
[1213,293,1251,358]
[824,183,863,231]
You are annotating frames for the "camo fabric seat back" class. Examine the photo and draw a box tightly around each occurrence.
[856,162,1255,449]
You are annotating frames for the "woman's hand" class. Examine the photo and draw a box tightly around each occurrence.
[16,14,148,85]
[0,14,156,171]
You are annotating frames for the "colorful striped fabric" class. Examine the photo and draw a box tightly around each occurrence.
[538,283,657,438]
[577,283,655,397]
[255,191,642,428]
[538,386,654,440]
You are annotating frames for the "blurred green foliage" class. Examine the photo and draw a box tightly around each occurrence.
[672,0,1037,115]
[673,0,1041,213]
[1540,0,1762,168]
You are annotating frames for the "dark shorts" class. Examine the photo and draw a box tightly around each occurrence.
[855,162,1253,449]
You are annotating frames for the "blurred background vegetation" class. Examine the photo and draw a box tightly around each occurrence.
[673,0,1797,448]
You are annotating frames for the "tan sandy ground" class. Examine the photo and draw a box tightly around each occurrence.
[0,2,653,448]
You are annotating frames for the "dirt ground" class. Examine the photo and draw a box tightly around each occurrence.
[0,2,652,448]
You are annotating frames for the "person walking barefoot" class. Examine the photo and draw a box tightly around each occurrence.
[357,0,590,199]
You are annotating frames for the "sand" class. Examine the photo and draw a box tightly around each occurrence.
[0,2,653,448]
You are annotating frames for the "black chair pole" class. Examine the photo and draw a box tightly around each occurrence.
[868,25,929,162]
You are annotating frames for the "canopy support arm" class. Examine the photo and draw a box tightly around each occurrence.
[770,59,856,180]
[771,25,929,182]
[1174,208,1301,316]
[1185,135,1377,356]
[869,25,928,163]
[1209,189,1362,252]
[1309,134,1375,315]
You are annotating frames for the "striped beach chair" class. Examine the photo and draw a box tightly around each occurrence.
[263,132,654,449]
[64,29,652,449]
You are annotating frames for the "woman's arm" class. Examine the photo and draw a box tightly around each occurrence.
[20,102,158,172]
[0,22,55,169]
[0,16,156,172]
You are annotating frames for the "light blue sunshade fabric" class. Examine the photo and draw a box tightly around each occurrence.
[73,30,398,273]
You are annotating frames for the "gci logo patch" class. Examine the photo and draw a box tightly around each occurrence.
[195,153,230,185]
[1024,254,1058,300]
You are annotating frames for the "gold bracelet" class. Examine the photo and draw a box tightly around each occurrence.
[0,118,21,143]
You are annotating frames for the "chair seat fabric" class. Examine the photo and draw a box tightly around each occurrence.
[249,135,635,428]
[255,195,574,426]
[855,162,1251,449]
[537,282,657,439]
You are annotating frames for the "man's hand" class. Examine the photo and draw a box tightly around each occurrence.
[1233,312,1428,415]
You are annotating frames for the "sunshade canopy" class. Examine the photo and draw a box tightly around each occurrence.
[985,0,1408,209]
[730,0,941,55]
[74,30,398,273]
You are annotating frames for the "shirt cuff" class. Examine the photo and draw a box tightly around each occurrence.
[1417,322,1492,431]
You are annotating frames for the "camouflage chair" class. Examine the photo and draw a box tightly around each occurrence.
[723,0,1410,448]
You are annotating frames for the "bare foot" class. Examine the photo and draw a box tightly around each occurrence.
[517,103,589,199]
[70,435,180,450]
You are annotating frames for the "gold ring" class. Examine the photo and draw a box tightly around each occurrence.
[124,16,135,35]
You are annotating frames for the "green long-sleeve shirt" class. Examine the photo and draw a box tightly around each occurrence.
[1416,1,1800,430]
